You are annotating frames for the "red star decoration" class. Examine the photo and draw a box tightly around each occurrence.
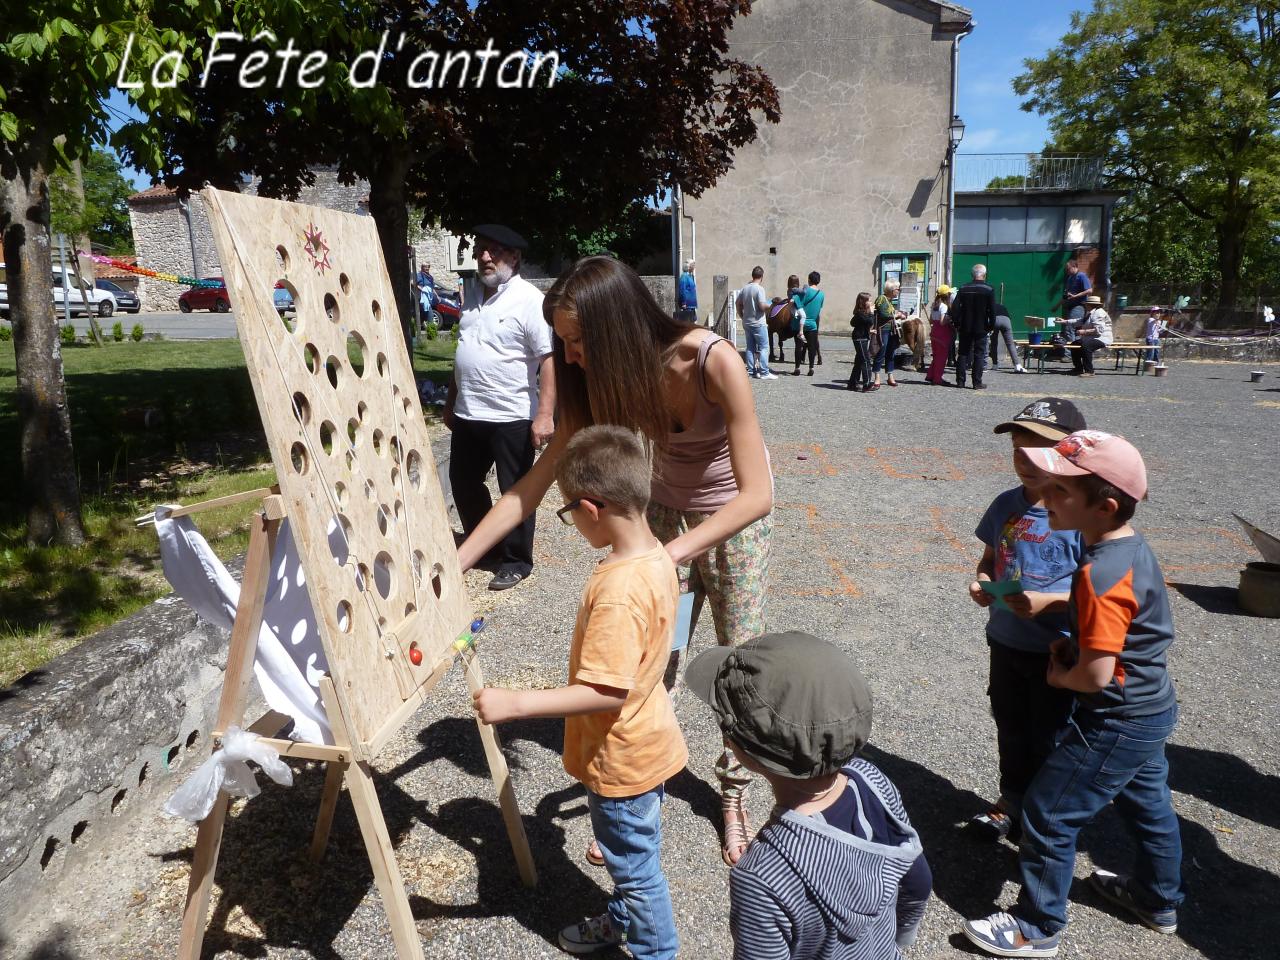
[302,222,332,274]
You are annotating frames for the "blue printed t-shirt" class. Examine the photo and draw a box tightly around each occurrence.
[790,288,822,332]
[975,486,1084,653]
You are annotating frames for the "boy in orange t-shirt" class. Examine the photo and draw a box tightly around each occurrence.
[474,425,687,958]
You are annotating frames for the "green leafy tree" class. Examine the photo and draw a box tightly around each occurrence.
[50,147,136,254]
[1015,0,1280,309]
[1,3,208,545]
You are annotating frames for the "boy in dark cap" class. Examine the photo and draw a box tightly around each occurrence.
[686,633,931,960]
[966,398,1087,843]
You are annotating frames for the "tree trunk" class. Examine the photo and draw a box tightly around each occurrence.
[1,151,87,546]
[1214,220,1246,326]
[366,147,415,354]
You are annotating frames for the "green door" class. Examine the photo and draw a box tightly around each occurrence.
[954,251,1072,337]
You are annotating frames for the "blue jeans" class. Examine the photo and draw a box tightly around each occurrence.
[1014,704,1183,937]
[873,325,899,374]
[1145,335,1160,363]
[588,785,677,959]
[743,322,771,376]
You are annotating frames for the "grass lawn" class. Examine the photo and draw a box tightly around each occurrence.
[0,333,456,686]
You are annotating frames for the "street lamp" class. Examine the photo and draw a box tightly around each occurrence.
[944,114,966,287]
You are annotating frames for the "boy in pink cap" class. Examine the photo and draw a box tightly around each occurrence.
[963,431,1183,958]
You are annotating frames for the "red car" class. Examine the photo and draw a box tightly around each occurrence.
[178,277,230,313]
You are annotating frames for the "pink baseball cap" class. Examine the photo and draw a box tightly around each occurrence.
[1149,305,1163,313]
[1017,430,1148,501]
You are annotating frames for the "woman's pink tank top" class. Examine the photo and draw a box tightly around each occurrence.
[649,335,738,512]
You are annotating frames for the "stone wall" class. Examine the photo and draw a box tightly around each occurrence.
[526,274,674,312]
[683,0,970,321]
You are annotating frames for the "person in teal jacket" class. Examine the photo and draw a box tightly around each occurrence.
[791,271,824,376]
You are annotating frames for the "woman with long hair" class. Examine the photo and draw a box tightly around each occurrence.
[457,256,774,866]
[926,285,953,385]
[847,291,877,392]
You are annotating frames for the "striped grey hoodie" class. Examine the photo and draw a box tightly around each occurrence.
[728,760,928,960]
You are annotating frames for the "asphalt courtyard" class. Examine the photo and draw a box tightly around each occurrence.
[13,345,1280,960]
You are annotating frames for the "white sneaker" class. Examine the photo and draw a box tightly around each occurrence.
[1015,364,1026,373]
[760,372,779,380]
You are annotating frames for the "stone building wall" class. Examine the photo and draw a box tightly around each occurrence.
[682,0,971,321]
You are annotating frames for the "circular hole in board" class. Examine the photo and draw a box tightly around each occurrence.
[325,355,341,389]
[335,600,352,633]
[334,481,349,508]
[412,550,425,588]
[292,392,310,426]
[404,601,417,618]
[389,436,403,464]
[371,299,381,323]
[290,442,308,475]
[373,551,395,600]
[402,395,413,417]
[345,449,359,474]
[377,503,390,537]
[304,343,320,374]
[394,500,404,524]
[356,562,369,592]
[430,562,444,600]
[363,477,376,501]
[372,429,385,457]
[347,331,366,377]
[405,449,422,490]
[376,352,389,378]
[347,417,362,448]
[357,400,368,422]
[319,420,336,456]
[339,272,351,295]
[276,244,291,272]
[275,279,300,335]
[390,466,400,490]
[329,513,353,566]
[324,292,340,323]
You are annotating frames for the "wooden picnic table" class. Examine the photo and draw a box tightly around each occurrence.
[1015,340,1155,375]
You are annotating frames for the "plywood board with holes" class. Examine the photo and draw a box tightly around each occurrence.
[202,187,470,749]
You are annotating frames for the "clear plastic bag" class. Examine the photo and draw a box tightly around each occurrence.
[164,725,294,821]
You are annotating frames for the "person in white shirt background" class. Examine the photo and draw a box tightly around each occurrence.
[1071,294,1114,377]
[444,224,556,591]
[736,266,777,380]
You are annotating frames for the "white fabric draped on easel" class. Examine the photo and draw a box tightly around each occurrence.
[154,507,332,744]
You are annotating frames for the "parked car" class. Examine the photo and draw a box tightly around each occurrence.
[51,270,95,317]
[95,278,141,314]
[434,287,461,329]
[178,278,230,313]
[0,262,8,317]
[273,281,294,315]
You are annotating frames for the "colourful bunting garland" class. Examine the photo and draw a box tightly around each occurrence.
[78,252,224,288]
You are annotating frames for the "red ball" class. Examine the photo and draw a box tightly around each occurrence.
[408,646,423,666]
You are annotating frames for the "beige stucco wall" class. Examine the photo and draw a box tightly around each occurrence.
[683,0,967,321]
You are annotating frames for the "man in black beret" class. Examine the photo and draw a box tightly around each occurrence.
[443,225,556,590]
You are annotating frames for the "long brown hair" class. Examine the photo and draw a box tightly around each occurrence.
[543,256,695,450]
[854,291,872,315]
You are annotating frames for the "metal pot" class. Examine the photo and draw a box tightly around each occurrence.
[1238,562,1280,618]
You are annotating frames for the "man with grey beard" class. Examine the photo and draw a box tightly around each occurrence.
[444,225,555,590]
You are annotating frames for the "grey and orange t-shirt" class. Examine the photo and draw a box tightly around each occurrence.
[563,544,688,797]
[1068,533,1176,717]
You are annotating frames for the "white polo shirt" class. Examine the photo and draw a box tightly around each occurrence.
[454,273,553,422]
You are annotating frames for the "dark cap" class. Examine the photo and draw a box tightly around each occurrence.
[993,397,1086,442]
[685,632,873,779]
[472,224,528,251]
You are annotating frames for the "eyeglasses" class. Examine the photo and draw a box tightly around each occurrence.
[557,497,605,525]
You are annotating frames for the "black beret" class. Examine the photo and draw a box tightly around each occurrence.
[472,224,528,251]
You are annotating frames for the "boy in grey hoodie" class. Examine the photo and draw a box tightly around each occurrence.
[686,632,931,959]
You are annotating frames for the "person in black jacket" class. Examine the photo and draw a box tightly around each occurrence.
[950,264,997,390]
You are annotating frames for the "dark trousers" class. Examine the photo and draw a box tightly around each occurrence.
[987,640,1075,811]
[794,329,819,370]
[1072,336,1106,373]
[848,338,873,389]
[449,417,535,576]
[956,332,989,386]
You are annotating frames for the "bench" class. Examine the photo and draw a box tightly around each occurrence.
[1015,341,1156,375]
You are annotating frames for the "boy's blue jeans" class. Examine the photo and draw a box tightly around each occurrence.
[588,785,677,959]
[1014,704,1183,937]
[743,321,771,376]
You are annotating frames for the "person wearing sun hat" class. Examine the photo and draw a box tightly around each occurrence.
[1068,294,1113,377]
[1143,306,1166,363]
[686,633,932,960]
[964,430,1183,958]
[925,284,954,385]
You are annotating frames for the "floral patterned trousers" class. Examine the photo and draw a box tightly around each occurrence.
[647,504,772,799]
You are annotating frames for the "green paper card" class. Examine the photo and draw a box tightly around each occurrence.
[981,578,1024,611]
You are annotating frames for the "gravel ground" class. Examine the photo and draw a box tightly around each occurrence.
[8,350,1280,960]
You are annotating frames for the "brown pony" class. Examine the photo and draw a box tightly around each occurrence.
[767,297,799,363]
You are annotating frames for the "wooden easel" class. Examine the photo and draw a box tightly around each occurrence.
[174,490,536,960]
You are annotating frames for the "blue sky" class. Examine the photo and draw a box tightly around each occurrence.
[110,1,1089,190]
[955,0,1088,154]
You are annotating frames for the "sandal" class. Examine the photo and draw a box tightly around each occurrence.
[585,837,605,867]
[721,795,751,866]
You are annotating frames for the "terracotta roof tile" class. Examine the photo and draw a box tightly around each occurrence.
[127,184,177,204]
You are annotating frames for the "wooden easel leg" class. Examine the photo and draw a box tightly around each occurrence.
[461,647,538,888]
[309,759,347,864]
[319,678,423,960]
[178,512,280,960]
